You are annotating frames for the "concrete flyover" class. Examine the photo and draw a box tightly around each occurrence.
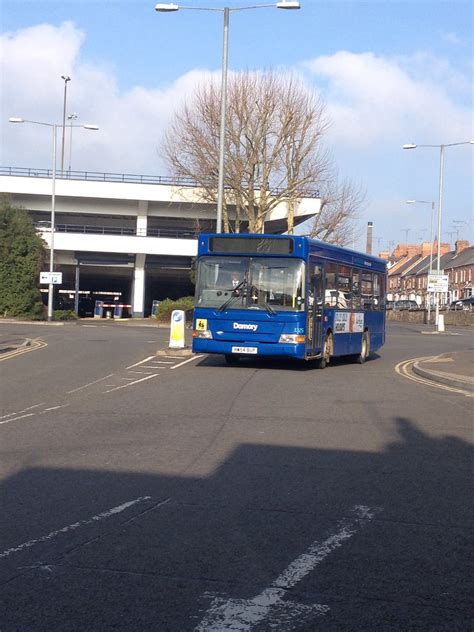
[1,167,320,317]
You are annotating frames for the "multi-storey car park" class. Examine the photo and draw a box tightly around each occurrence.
[1,167,320,317]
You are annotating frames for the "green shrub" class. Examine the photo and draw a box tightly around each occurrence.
[155,296,194,321]
[0,197,46,317]
[53,310,78,321]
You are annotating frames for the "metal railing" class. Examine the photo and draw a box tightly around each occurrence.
[35,222,197,239]
[0,166,320,197]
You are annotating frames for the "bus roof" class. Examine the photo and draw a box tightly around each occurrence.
[197,233,387,272]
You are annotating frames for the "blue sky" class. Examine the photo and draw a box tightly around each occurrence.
[2,0,473,251]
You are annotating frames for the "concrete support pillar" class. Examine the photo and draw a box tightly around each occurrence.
[74,265,80,314]
[137,200,148,237]
[132,253,146,318]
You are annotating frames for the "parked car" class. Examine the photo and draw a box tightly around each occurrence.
[460,296,474,311]
[394,300,419,311]
[385,300,394,310]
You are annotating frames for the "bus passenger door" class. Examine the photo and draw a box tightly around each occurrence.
[307,263,324,354]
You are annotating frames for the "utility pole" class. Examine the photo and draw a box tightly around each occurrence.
[60,75,71,172]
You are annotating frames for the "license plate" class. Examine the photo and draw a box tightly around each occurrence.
[231,346,258,354]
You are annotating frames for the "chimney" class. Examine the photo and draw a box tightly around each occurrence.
[455,240,469,254]
[366,222,373,255]
[421,242,432,257]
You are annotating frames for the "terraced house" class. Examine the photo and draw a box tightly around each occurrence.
[386,240,473,307]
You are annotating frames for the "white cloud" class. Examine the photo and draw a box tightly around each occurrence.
[1,22,214,173]
[302,50,472,149]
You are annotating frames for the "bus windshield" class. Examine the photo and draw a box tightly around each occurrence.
[195,256,305,312]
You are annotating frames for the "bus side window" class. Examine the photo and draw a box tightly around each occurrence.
[324,263,337,307]
[352,270,362,309]
[373,273,381,310]
[361,272,374,310]
[337,265,352,309]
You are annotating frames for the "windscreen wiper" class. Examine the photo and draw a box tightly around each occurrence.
[218,278,247,312]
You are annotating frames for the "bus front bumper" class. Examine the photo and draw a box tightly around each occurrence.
[192,339,306,359]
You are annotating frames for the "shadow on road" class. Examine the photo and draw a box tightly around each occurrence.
[0,417,472,631]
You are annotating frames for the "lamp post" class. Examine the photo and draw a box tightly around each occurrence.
[403,140,474,331]
[9,117,99,321]
[155,1,300,233]
[67,112,78,174]
[406,199,435,322]
[60,75,71,173]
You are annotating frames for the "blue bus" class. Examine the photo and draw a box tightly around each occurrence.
[192,234,387,367]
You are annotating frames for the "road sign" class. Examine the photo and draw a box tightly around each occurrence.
[40,271,63,285]
[427,273,448,293]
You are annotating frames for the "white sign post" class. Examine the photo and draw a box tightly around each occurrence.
[427,273,448,293]
[40,271,63,285]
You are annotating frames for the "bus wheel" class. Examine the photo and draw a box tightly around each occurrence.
[225,354,239,365]
[356,332,370,364]
[316,333,332,369]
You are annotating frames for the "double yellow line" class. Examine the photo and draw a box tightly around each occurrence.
[395,356,473,397]
[0,338,47,362]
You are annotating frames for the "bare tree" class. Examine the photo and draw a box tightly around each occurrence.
[163,72,331,233]
[307,175,366,246]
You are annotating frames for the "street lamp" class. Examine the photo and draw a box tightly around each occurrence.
[406,199,435,322]
[67,112,79,174]
[155,1,300,233]
[9,117,99,321]
[403,140,474,330]
[60,75,71,172]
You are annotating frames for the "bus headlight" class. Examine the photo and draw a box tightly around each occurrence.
[193,329,213,339]
[279,334,305,344]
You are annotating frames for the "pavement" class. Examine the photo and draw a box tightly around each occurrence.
[413,350,474,393]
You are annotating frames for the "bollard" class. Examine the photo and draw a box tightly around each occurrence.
[169,310,185,348]
[438,314,445,332]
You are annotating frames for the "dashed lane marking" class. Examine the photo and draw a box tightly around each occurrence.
[0,496,161,560]
[104,373,159,393]
[66,374,115,394]
[0,412,36,426]
[0,403,45,420]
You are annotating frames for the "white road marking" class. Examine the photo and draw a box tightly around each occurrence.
[195,505,378,632]
[66,374,115,394]
[148,360,174,364]
[39,404,70,414]
[127,370,155,375]
[0,403,45,420]
[125,356,156,370]
[82,325,97,327]
[0,412,36,426]
[138,365,167,369]
[105,373,159,393]
[0,496,152,559]
[170,355,203,370]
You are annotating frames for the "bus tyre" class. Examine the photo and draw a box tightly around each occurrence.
[316,334,332,369]
[225,354,239,365]
[357,332,370,364]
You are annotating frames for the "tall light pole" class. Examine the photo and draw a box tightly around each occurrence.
[60,75,71,172]
[67,112,78,174]
[403,140,474,330]
[406,199,435,322]
[155,1,300,233]
[9,117,99,321]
